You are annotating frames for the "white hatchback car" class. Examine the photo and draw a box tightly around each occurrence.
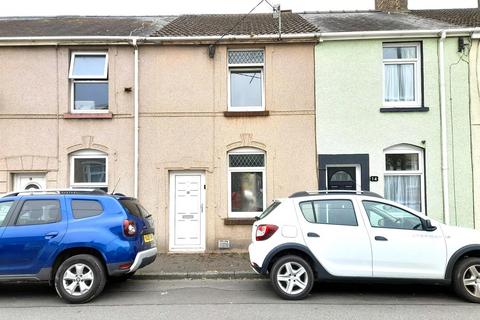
[249,191,480,302]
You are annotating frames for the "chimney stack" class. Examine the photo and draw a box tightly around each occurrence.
[375,0,408,12]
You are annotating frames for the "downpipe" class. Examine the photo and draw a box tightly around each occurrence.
[439,31,450,225]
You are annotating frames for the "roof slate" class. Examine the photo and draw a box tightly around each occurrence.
[300,11,459,32]
[410,9,480,27]
[0,16,176,37]
[151,13,319,37]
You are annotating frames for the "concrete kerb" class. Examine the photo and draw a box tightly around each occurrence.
[133,271,263,280]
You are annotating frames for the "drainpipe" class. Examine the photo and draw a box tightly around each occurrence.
[132,38,139,198]
[439,31,450,225]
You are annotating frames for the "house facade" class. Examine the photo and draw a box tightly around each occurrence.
[1,7,479,254]
[303,10,475,226]
[0,14,318,252]
[408,8,480,231]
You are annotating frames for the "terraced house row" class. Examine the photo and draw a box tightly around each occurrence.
[1,0,480,252]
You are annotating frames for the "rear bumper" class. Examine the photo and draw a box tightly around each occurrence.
[248,242,268,275]
[129,247,157,273]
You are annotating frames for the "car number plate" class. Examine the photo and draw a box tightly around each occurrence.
[143,233,154,243]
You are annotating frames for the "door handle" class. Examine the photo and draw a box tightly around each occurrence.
[45,232,59,239]
[307,232,320,238]
[375,236,388,241]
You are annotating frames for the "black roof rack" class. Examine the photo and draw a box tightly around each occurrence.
[2,188,107,198]
[289,190,383,198]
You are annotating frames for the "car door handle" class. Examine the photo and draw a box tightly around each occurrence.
[375,236,388,241]
[307,232,320,238]
[45,232,59,239]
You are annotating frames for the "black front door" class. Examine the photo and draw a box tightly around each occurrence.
[327,166,357,190]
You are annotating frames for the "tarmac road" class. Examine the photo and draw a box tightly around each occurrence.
[0,279,478,320]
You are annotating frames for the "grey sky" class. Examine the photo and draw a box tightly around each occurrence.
[0,0,477,16]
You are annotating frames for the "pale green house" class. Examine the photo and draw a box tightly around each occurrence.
[302,10,475,226]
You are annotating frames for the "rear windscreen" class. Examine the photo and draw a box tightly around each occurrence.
[119,199,151,219]
[257,201,281,220]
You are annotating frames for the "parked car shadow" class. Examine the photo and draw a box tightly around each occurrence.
[310,281,466,304]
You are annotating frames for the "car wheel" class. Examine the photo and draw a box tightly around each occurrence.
[270,255,314,300]
[54,254,106,304]
[453,257,480,303]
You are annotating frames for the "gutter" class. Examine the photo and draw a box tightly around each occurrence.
[438,31,450,225]
[318,28,479,41]
[0,28,478,46]
[132,38,139,199]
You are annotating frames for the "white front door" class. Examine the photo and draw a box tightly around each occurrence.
[13,173,47,191]
[169,172,205,252]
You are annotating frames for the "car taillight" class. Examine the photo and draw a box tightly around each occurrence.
[256,224,278,241]
[123,220,137,237]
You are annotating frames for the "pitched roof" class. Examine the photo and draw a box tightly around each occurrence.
[301,11,458,32]
[152,13,319,37]
[0,16,176,37]
[410,9,480,27]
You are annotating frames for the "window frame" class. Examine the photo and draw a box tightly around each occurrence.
[15,199,61,226]
[70,150,108,189]
[0,200,15,227]
[69,52,109,79]
[227,49,265,112]
[71,199,104,219]
[382,42,422,108]
[227,147,266,218]
[384,144,425,213]
[362,200,425,231]
[69,52,109,113]
[299,199,359,227]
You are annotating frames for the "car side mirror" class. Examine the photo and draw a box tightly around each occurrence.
[254,216,260,221]
[424,219,437,232]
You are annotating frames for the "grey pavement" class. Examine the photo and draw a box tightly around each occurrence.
[135,252,259,279]
[0,279,478,320]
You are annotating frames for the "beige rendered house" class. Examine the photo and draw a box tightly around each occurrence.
[0,13,319,252]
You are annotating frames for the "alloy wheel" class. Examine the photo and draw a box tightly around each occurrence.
[276,261,309,295]
[463,264,480,298]
[62,263,95,297]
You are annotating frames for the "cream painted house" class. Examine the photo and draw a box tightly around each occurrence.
[0,14,318,252]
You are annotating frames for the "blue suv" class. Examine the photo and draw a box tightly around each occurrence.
[0,189,157,303]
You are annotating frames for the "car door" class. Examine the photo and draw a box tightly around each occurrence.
[360,199,446,279]
[296,196,372,277]
[0,196,68,276]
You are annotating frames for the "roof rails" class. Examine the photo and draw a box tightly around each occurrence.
[2,188,107,198]
[289,190,383,198]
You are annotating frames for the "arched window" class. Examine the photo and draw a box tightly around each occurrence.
[70,149,108,190]
[228,147,266,218]
[384,144,424,212]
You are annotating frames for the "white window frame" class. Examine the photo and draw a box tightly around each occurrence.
[70,149,108,188]
[227,49,265,112]
[227,147,266,218]
[69,52,109,79]
[384,144,425,213]
[382,42,422,108]
[69,52,109,113]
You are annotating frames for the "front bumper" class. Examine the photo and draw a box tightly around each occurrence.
[129,247,158,273]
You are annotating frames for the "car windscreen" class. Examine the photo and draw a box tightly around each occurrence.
[119,199,152,219]
[257,201,281,220]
